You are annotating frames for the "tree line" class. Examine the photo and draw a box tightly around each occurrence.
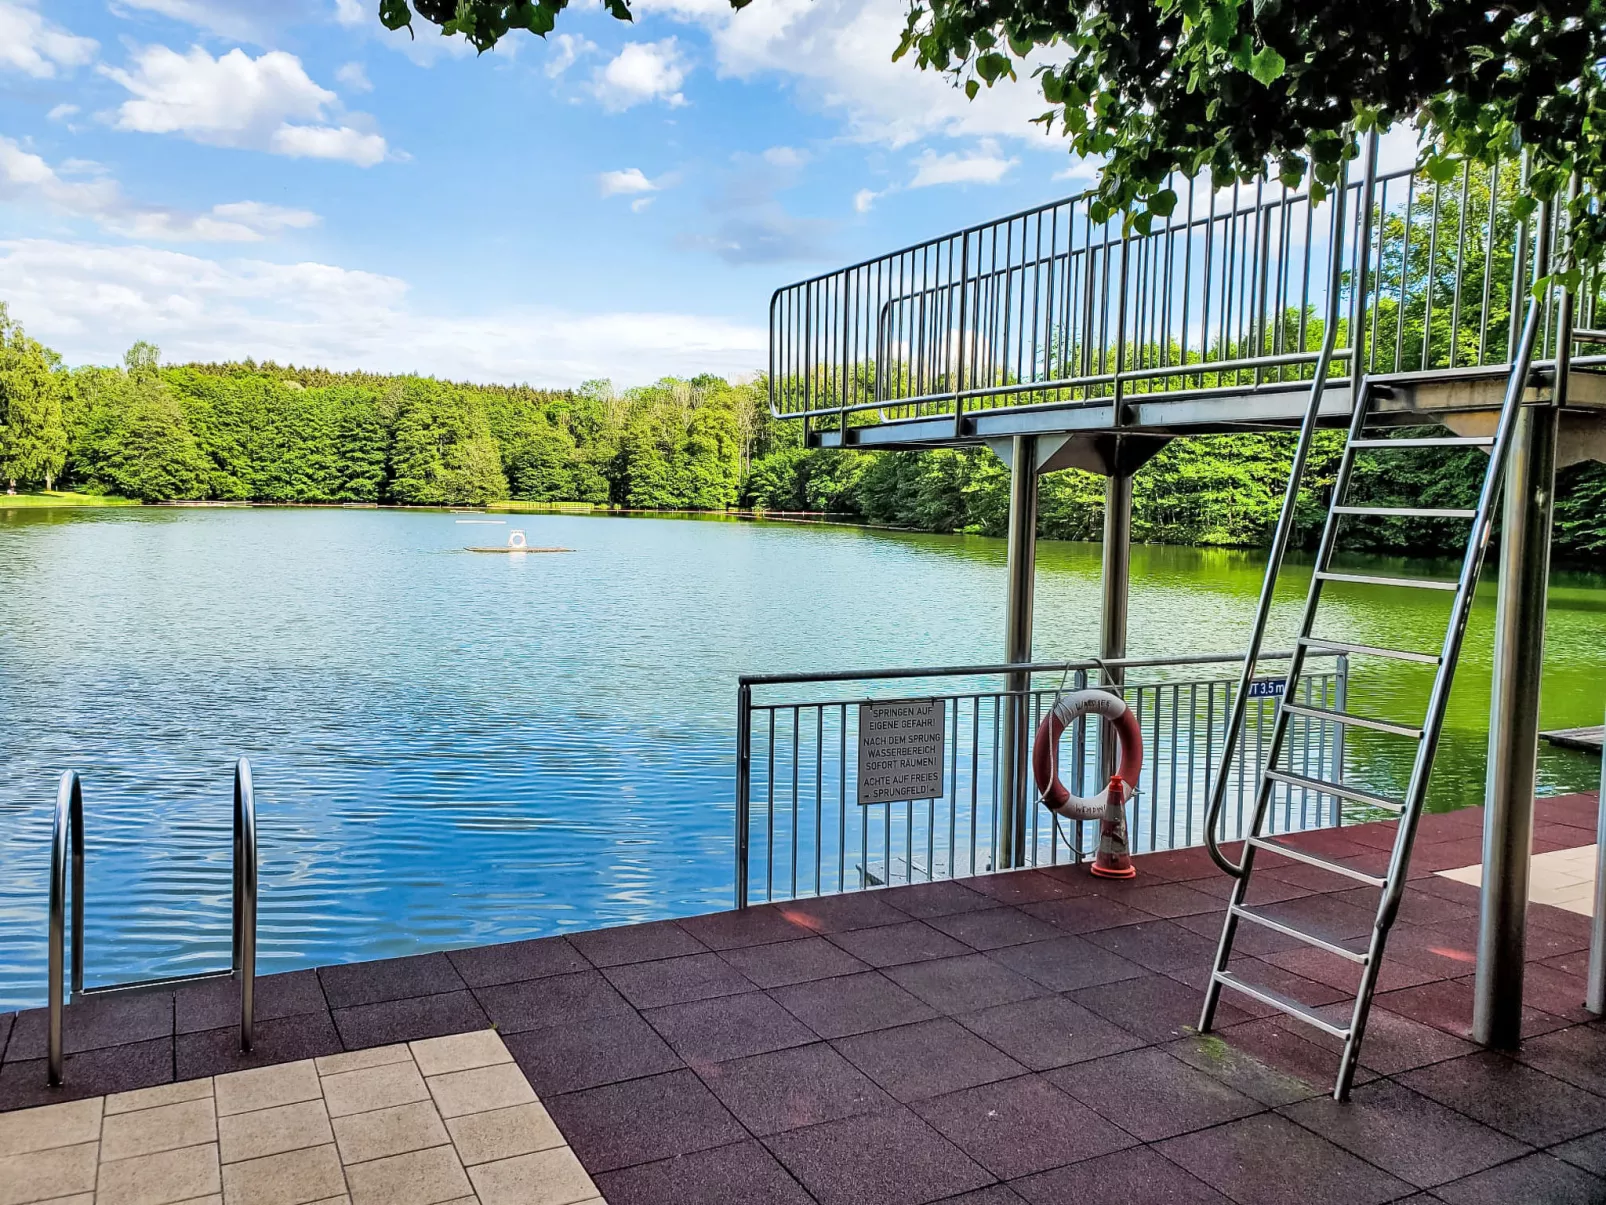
[0,302,1602,558]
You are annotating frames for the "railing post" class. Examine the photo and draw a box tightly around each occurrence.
[1587,699,1606,1013]
[999,435,1038,868]
[736,682,752,909]
[953,235,971,438]
[48,771,83,1087]
[234,758,257,1053]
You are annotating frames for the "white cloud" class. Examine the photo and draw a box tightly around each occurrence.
[0,137,319,243]
[630,197,653,213]
[48,104,81,123]
[111,0,335,42]
[335,61,372,92]
[0,238,767,385]
[910,141,1017,188]
[0,2,98,78]
[598,168,659,197]
[853,188,879,213]
[102,45,390,167]
[593,39,688,112]
[763,146,808,169]
[637,0,1055,147]
[546,33,595,78]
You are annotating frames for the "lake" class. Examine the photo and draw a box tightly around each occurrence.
[0,505,1601,1008]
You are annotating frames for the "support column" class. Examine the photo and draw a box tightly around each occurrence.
[999,434,1038,869]
[1100,468,1134,784]
[1473,401,1559,1048]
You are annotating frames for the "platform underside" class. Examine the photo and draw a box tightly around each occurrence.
[810,364,1606,471]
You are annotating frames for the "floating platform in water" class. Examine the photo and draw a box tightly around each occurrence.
[466,546,573,553]
[1542,726,1605,755]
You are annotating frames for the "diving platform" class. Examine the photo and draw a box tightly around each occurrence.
[764,141,1606,1090]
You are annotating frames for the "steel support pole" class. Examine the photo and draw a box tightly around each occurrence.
[1588,728,1606,1014]
[1473,400,1559,1048]
[999,434,1038,868]
[1100,469,1134,783]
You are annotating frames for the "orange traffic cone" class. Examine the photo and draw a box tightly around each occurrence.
[1090,774,1136,879]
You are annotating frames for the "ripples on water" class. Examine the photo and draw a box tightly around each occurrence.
[0,506,1600,1008]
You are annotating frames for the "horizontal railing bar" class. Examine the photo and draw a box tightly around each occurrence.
[1249,836,1388,887]
[1298,636,1439,665]
[1349,436,1495,449]
[1283,702,1423,739]
[1315,570,1459,591]
[1332,506,1477,519]
[1266,769,1405,813]
[76,967,235,1002]
[740,649,1337,688]
[1212,971,1353,1037]
[1230,904,1369,962]
[1575,329,1606,343]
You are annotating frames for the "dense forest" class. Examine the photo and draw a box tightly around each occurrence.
[0,303,1602,558]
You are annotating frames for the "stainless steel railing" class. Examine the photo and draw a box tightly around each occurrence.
[735,651,1349,907]
[47,758,258,1085]
[769,146,1604,432]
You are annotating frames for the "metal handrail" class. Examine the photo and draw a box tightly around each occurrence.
[47,760,258,1085]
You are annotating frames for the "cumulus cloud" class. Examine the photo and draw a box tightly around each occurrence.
[335,61,372,92]
[593,39,688,111]
[853,187,880,213]
[0,2,97,78]
[102,45,389,167]
[0,138,318,242]
[546,33,595,78]
[332,0,366,26]
[598,168,660,197]
[0,238,766,385]
[910,141,1017,188]
[637,0,1054,147]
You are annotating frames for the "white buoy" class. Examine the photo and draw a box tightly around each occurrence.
[508,530,528,549]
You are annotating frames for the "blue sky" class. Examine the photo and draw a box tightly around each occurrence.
[0,0,1093,385]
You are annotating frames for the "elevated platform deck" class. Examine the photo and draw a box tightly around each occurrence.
[4,795,1604,1203]
[812,363,1606,465]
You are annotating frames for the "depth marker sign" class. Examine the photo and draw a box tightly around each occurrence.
[857,698,946,806]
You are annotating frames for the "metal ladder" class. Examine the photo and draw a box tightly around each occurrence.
[47,759,258,1085]
[1197,187,1570,1100]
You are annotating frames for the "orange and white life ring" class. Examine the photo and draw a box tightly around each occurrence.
[1031,689,1143,820]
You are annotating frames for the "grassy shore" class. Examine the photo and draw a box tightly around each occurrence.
[0,491,141,508]
[486,500,596,514]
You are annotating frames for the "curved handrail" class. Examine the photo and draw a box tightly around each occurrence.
[233,758,257,1052]
[46,761,258,1084]
[47,771,84,1087]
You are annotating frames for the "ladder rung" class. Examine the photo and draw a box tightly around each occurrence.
[1315,570,1458,592]
[1299,636,1440,665]
[1332,506,1476,520]
[1265,769,1406,814]
[1213,970,1353,1039]
[1574,328,1606,343]
[1230,904,1369,963]
[1349,436,1494,449]
[1248,835,1388,887]
[1283,701,1423,740]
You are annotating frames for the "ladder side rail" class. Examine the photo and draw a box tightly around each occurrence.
[1202,145,1359,879]
[47,771,85,1087]
[234,757,257,1053]
[1198,375,1381,1032]
[1334,194,1556,1100]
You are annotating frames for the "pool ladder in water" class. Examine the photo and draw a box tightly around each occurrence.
[1197,197,1575,1100]
[46,759,258,1086]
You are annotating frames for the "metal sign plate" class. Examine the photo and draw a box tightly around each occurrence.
[857,698,946,806]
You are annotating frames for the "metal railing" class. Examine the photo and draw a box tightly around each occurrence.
[769,146,1605,431]
[47,758,257,1084]
[735,651,1349,907]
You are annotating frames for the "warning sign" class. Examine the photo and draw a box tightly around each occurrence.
[857,698,946,806]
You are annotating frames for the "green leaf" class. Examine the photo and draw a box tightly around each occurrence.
[965,78,980,100]
[1248,45,1285,86]
[378,0,413,33]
